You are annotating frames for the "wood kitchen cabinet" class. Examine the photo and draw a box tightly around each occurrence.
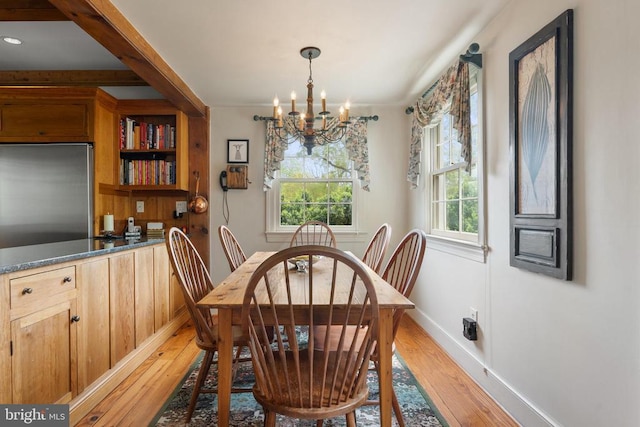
[8,265,79,404]
[0,96,92,141]
[76,258,110,393]
[154,245,171,330]
[153,244,185,329]
[135,246,155,345]
[109,252,135,365]
[11,300,78,404]
[0,238,189,424]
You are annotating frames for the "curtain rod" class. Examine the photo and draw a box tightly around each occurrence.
[253,115,378,122]
[405,42,482,114]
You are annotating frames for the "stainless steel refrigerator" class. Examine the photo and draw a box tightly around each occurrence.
[0,143,93,248]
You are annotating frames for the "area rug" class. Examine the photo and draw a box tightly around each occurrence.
[151,350,448,427]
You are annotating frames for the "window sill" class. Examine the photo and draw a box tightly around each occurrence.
[265,231,368,244]
[426,234,487,263]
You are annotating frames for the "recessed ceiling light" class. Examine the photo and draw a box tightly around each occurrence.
[2,36,23,45]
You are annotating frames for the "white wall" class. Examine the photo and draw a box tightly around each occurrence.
[208,105,411,284]
[407,0,640,426]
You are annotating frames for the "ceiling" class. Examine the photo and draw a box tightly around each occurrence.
[1,0,510,109]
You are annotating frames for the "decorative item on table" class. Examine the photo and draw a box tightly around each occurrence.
[146,222,165,239]
[102,213,115,238]
[288,255,321,271]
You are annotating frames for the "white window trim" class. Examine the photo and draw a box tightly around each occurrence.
[424,67,487,263]
[265,171,366,244]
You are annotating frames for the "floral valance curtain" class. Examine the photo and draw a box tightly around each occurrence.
[407,60,471,188]
[263,117,371,191]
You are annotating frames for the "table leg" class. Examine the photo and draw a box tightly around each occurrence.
[378,308,393,427]
[217,308,233,426]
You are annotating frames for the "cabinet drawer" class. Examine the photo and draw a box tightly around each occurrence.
[10,266,76,314]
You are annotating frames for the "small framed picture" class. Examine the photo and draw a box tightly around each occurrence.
[227,139,249,163]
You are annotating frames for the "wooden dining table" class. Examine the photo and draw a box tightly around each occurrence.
[197,251,414,427]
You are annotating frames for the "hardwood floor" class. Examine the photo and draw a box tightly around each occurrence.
[75,316,519,426]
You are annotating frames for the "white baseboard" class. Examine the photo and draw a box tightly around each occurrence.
[409,309,561,427]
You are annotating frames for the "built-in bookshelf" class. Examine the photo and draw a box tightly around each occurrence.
[116,100,189,191]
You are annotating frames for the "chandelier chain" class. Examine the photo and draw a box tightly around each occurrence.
[307,51,314,84]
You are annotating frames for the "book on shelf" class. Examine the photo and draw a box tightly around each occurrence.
[119,117,176,151]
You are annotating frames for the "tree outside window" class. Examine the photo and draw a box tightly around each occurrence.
[277,139,354,227]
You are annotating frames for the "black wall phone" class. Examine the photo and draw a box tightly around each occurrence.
[219,170,228,191]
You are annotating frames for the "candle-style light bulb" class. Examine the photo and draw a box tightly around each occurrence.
[299,112,305,131]
[344,101,350,121]
[273,96,279,118]
[339,106,345,122]
[291,91,297,113]
[277,106,283,127]
[321,90,327,113]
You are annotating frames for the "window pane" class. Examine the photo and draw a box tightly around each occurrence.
[304,182,328,202]
[328,182,352,203]
[470,91,479,163]
[329,204,352,225]
[327,141,353,179]
[281,203,305,225]
[305,205,328,222]
[438,130,449,167]
[446,201,460,231]
[461,166,478,198]
[445,170,459,200]
[280,182,304,203]
[280,156,304,178]
[451,133,462,164]
[462,199,478,233]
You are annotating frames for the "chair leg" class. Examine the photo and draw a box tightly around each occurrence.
[345,411,357,427]
[231,345,244,381]
[392,387,405,427]
[316,420,324,427]
[186,350,214,422]
[264,409,276,427]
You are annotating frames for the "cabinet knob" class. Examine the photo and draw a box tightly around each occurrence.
[22,287,33,295]
[63,276,72,283]
[71,315,80,323]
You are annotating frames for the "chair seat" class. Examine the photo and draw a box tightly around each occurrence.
[312,325,395,359]
[312,325,366,352]
[252,349,370,419]
[195,314,248,351]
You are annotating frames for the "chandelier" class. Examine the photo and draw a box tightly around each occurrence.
[271,47,351,154]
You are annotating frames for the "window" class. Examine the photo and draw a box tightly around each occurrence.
[266,138,360,240]
[425,69,486,260]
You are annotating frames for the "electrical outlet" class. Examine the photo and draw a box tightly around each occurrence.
[470,307,478,323]
[136,200,144,213]
[176,201,188,214]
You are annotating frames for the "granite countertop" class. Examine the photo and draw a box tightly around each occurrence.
[0,237,166,274]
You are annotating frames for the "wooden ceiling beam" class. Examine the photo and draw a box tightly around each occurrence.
[46,0,206,117]
[0,70,147,86]
[0,0,68,21]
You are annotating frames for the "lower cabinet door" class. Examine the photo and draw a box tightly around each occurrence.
[77,258,110,393]
[109,253,135,365]
[11,300,78,404]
